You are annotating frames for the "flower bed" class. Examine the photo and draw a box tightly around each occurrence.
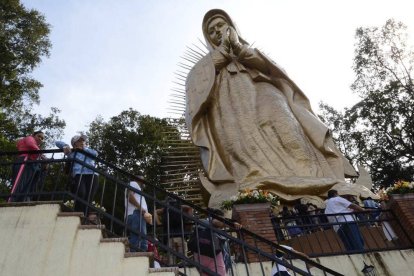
[386,180,414,195]
[221,188,279,210]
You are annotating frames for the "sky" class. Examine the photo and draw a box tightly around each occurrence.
[21,0,414,143]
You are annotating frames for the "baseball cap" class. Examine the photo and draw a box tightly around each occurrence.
[71,134,87,147]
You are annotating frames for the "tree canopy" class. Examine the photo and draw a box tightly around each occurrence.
[319,19,414,188]
[87,109,176,185]
[0,0,65,149]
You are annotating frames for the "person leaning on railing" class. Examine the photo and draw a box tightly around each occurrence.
[9,131,46,202]
[280,206,302,238]
[362,197,381,222]
[324,189,366,251]
[55,135,99,220]
[124,177,152,252]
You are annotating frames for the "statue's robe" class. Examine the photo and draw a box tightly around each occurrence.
[186,45,353,202]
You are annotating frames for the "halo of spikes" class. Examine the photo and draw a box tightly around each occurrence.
[160,40,208,207]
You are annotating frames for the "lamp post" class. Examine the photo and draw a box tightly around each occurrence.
[361,262,377,276]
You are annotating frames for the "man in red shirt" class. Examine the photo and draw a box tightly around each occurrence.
[9,131,45,202]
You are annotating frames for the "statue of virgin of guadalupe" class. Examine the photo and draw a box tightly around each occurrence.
[185,9,357,207]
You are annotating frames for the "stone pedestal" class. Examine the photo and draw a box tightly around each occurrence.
[387,193,414,245]
[232,203,276,262]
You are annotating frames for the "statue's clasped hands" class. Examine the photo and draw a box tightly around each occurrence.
[221,26,242,54]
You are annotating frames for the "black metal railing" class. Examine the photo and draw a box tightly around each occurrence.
[0,149,343,275]
[272,208,414,257]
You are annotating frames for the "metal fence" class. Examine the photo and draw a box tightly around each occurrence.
[272,207,414,257]
[0,149,347,275]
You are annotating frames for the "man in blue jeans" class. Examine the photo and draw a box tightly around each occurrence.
[125,178,152,252]
[325,189,366,251]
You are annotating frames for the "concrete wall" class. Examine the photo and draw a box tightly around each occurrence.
[314,250,414,276]
[180,250,414,276]
[0,203,174,276]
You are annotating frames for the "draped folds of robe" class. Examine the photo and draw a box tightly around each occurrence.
[186,10,349,202]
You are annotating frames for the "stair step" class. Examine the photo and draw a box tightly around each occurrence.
[100,237,128,243]
[79,224,105,230]
[124,252,154,258]
[0,200,62,208]
[57,212,84,217]
[149,267,179,275]
[124,251,155,270]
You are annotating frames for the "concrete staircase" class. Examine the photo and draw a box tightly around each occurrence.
[0,203,177,276]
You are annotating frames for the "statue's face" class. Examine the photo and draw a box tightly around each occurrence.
[207,17,229,46]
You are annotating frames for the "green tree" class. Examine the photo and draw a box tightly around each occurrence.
[86,109,181,234]
[318,103,355,161]
[87,109,175,185]
[319,19,414,187]
[0,0,65,149]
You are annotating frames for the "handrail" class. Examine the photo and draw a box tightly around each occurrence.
[272,208,414,257]
[0,149,344,275]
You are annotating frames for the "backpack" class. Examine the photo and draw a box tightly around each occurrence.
[187,226,222,257]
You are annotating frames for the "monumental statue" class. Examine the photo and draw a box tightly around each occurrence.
[185,9,358,207]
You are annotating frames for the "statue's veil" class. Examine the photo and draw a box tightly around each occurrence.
[202,9,248,51]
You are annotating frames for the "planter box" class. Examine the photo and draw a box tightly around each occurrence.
[232,203,276,263]
[387,193,414,245]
